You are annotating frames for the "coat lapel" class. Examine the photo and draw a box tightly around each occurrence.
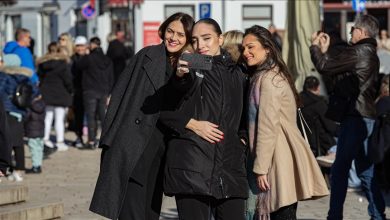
[143,44,167,90]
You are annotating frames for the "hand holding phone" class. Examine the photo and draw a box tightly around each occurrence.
[180,53,213,71]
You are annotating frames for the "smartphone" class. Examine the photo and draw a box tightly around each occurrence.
[180,53,213,71]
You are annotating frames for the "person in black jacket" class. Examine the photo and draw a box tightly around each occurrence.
[38,42,73,152]
[0,91,10,178]
[310,14,386,220]
[300,76,338,156]
[89,13,195,220]
[77,37,114,149]
[106,30,133,84]
[24,97,45,173]
[165,18,247,220]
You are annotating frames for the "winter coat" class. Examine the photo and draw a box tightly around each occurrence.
[251,70,329,212]
[37,53,73,107]
[300,90,338,156]
[77,47,114,96]
[106,39,133,83]
[24,98,45,138]
[0,66,33,116]
[3,41,39,84]
[163,51,249,199]
[90,44,172,219]
[310,38,379,119]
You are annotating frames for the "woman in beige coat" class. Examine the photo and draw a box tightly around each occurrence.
[242,25,329,220]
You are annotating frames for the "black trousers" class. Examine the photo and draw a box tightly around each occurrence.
[118,128,166,220]
[0,101,10,174]
[83,92,107,143]
[175,195,246,220]
[72,93,84,139]
[6,114,24,170]
[270,203,298,220]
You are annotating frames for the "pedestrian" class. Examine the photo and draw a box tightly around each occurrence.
[299,76,339,157]
[106,30,133,83]
[76,37,113,149]
[222,30,244,63]
[310,14,386,220]
[268,24,282,52]
[58,33,74,57]
[163,18,248,220]
[37,42,73,151]
[242,25,329,220]
[24,96,45,174]
[70,36,88,147]
[89,12,194,220]
[3,28,39,84]
[0,54,35,182]
[0,56,11,178]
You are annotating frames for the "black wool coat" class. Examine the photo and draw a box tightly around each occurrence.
[89,44,170,219]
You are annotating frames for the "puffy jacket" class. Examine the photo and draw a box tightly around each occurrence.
[310,38,379,118]
[24,98,45,138]
[163,51,248,199]
[3,41,39,84]
[0,66,33,116]
[76,47,114,95]
[37,53,73,107]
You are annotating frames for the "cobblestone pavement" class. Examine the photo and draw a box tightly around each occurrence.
[4,131,389,220]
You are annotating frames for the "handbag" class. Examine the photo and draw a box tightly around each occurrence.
[297,108,312,145]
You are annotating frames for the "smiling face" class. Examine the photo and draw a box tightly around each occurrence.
[191,23,223,56]
[242,34,269,67]
[164,20,187,54]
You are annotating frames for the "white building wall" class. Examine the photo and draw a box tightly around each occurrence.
[135,0,287,52]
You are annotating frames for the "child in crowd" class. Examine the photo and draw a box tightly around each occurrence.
[24,96,45,174]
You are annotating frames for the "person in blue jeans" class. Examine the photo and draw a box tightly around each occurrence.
[310,14,386,220]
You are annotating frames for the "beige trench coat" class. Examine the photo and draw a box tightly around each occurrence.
[252,70,329,212]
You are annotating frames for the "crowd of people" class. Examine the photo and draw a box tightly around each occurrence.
[0,12,389,220]
[0,28,133,181]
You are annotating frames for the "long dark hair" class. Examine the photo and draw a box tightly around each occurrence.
[244,25,301,107]
[158,12,194,43]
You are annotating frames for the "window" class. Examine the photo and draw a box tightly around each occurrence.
[242,5,272,29]
[164,5,195,19]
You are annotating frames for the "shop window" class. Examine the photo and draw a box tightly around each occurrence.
[164,5,195,19]
[242,5,272,29]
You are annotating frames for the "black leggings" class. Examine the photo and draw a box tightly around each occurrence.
[270,203,298,220]
[175,195,246,220]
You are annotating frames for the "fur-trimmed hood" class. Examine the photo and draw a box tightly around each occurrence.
[0,66,33,77]
[36,53,69,65]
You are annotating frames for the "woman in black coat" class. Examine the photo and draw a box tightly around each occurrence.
[89,13,195,220]
[164,18,248,220]
[37,42,73,151]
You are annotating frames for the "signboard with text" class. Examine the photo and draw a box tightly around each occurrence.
[143,22,161,47]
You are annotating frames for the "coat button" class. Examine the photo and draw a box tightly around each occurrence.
[135,119,141,124]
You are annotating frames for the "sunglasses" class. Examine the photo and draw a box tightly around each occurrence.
[350,26,362,34]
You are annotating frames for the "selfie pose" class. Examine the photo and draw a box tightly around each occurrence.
[89,13,194,220]
[163,18,248,220]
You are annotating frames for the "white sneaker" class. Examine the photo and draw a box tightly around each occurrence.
[8,171,23,182]
[44,140,54,148]
[56,142,69,151]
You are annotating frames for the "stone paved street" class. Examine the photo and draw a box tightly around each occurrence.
[2,131,389,220]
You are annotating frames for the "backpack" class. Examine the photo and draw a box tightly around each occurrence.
[12,82,33,109]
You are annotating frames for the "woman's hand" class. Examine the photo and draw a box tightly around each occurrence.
[256,174,270,192]
[186,119,224,143]
[176,51,191,78]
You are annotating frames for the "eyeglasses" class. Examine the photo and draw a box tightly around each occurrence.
[350,26,362,34]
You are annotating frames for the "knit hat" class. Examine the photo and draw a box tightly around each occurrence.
[2,54,21,67]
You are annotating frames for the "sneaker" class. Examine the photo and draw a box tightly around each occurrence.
[56,142,69,151]
[79,142,96,150]
[25,166,42,174]
[316,153,336,168]
[7,171,23,182]
[44,140,54,148]
[73,138,84,148]
[347,187,362,192]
